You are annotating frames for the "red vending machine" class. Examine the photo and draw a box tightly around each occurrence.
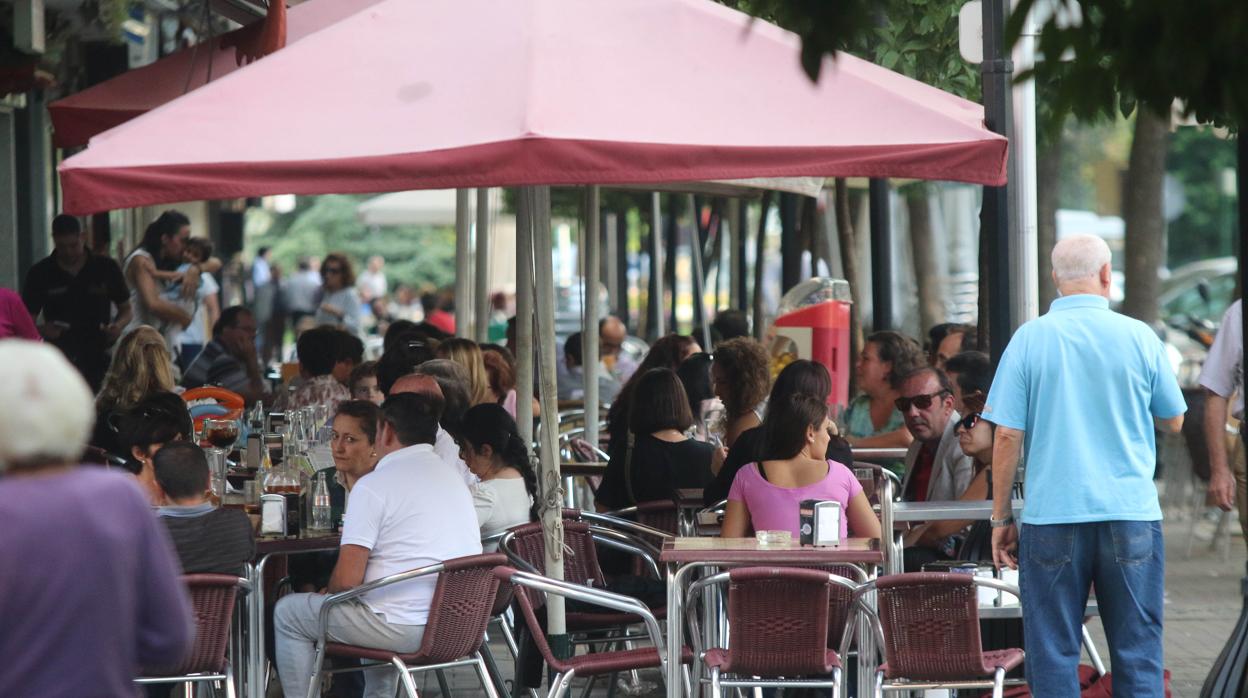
[769,278,853,410]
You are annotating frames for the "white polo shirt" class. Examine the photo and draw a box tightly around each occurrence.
[341,443,481,625]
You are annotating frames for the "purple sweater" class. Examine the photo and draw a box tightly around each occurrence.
[0,467,194,697]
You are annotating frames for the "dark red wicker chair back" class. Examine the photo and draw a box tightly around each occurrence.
[411,553,507,663]
[875,572,987,680]
[152,574,240,676]
[494,566,576,674]
[723,567,834,677]
[633,500,679,536]
[504,520,607,591]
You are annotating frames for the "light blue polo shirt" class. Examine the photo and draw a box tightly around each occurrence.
[984,294,1186,524]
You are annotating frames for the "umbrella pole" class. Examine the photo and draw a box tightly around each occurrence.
[516,191,535,448]
[523,185,570,656]
[455,188,473,336]
[584,186,601,450]
[475,187,492,342]
[688,194,710,350]
[650,192,665,338]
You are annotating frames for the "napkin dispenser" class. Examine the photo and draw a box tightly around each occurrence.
[800,499,841,546]
[260,493,287,536]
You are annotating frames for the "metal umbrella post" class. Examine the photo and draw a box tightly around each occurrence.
[454,188,473,336]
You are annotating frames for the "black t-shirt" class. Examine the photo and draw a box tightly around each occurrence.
[597,433,715,510]
[22,254,128,376]
[704,425,854,506]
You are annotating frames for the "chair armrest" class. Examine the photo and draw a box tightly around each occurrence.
[587,525,662,578]
[582,510,674,542]
[316,562,447,638]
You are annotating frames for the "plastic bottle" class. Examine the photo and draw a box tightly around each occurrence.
[310,471,332,531]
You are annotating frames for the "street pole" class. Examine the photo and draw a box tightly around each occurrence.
[1011,0,1039,326]
[584,186,601,451]
[474,187,491,342]
[649,192,665,339]
[869,179,894,332]
[981,0,1015,364]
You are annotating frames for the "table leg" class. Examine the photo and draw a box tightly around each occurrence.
[665,562,680,697]
[249,555,271,698]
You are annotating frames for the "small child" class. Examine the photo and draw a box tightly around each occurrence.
[155,238,219,370]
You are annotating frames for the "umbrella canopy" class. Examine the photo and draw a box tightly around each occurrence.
[48,0,382,147]
[58,0,1007,215]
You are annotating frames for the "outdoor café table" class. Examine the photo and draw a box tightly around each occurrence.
[560,461,606,508]
[246,530,341,698]
[884,499,1025,574]
[660,536,884,697]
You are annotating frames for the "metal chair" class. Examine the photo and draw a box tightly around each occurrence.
[135,574,250,698]
[305,553,508,698]
[845,572,1024,698]
[686,567,859,697]
[494,565,692,698]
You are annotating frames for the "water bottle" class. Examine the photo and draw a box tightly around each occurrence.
[310,470,332,531]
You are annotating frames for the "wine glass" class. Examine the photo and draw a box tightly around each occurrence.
[202,417,240,498]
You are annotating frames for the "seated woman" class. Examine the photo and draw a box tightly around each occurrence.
[676,352,722,443]
[722,394,881,541]
[843,331,925,450]
[597,368,722,511]
[709,337,771,448]
[456,403,538,546]
[93,325,178,457]
[115,391,194,505]
[706,360,854,506]
[902,390,993,571]
[321,400,383,519]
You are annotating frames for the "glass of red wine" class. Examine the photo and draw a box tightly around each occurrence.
[202,418,240,497]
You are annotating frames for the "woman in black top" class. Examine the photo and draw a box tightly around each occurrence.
[597,368,722,510]
[604,334,701,456]
[704,360,853,505]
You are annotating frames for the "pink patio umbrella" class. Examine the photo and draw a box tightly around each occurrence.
[57,0,1005,215]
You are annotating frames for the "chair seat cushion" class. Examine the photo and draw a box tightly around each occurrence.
[880,647,1024,680]
[324,643,435,665]
[704,648,841,675]
[554,645,692,676]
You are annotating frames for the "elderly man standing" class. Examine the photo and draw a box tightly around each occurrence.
[0,341,193,696]
[986,234,1185,697]
[897,366,974,504]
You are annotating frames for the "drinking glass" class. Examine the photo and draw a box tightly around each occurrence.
[202,417,240,497]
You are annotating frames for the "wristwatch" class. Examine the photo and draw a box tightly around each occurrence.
[989,514,1015,528]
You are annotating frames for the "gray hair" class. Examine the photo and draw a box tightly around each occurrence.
[0,340,94,470]
[415,359,471,430]
[1052,234,1112,283]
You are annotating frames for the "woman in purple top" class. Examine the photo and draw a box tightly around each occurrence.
[723,394,881,541]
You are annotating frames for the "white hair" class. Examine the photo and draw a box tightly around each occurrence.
[1051,234,1112,283]
[0,340,94,470]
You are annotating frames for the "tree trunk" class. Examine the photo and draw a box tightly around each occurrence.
[835,179,864,395]
[906,183,943,333]
[1036,133,1063,310]
[1122,110,1170,325]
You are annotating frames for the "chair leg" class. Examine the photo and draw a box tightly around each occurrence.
[475,650,502,698]
[546,669,576,698]
[225,662,237,698]
[709,667,722,698]
[832,666,842,698]
[992,666,1006,698]
[874,669,885,698]
[435,668,452,696]
[480,641,511,696]
[499,611,522,660]
[390,657,419,698]
[577,675,596,698]
[1081,623,1107,676]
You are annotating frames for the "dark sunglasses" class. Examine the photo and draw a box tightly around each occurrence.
[957,412,982,431]
[894,390,949,412]
[323,266,343,274]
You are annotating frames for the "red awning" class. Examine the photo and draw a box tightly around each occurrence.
[58,0,1007,215]
[48,0,382,147]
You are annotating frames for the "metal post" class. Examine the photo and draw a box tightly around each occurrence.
[688,194,710,349]
[1011,1,1039,327]
[516,191,535,448]
[982,0,1015,363]
[584,187,601,449]
[454,188,472,337]
[733,199,747,311]
[753,193,772,339]
[869,179,894,332]
[649,192,665,338]
[527,185,569,655]
[780,192,801,292]
[474,187,491,342]
[605,208,620,319]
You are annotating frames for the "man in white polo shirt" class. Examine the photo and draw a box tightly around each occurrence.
[274,392,482,698]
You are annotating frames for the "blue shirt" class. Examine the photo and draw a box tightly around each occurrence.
[984,294,1186,524]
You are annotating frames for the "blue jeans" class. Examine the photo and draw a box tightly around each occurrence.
[1019,521,1164,697]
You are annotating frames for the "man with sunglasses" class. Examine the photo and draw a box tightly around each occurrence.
[985,234,1185,698]
[896,367,974,506]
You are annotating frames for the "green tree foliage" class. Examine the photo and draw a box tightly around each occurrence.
[1166,128,1239,267]
[246,195,456,291]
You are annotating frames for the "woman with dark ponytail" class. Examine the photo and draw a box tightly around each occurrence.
[456,403,538,546]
